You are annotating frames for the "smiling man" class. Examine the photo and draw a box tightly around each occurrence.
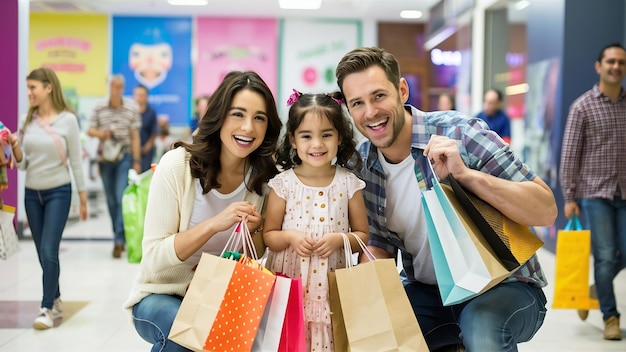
[560,42,626,341]
[335,47,557,351]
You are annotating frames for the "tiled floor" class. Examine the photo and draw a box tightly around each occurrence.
[0,195,624,351]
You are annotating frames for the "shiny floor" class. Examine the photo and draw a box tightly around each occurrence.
[0,194,624,351]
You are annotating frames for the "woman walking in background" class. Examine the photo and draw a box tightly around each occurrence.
[11,67,88,330]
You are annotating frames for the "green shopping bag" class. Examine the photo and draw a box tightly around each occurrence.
[122,168,153,263]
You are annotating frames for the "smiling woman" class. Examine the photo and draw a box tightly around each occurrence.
[122,70,283,352]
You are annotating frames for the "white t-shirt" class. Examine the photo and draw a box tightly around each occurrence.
[378,150,436,284]
[187,178,246,265]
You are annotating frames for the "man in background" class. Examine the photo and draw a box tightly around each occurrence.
[133,84,158,172]
[560,42,626,341]
[476,88,511,143]
[88,75,141,258]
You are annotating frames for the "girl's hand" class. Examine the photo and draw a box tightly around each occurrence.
[288,230,315,257]
[209,201,256,233]
[314,232,344,259]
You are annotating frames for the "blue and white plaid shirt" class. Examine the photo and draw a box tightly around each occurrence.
[358,105,548,288]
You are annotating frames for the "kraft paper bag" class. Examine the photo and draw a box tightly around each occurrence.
[335,256,429,351]
[552,215,599,310]
[168,253,238,351]
[328,271,348,352]
[445,175,544,269]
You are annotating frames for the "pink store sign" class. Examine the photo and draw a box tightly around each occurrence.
[195,18,278,97]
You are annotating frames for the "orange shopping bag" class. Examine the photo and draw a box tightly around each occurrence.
[169,222,275,352]
[552,215,599,310]
[204,256,275,351]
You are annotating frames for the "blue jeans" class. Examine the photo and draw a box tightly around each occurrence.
[405,281,547,351]
[99,154,131,245]
[579,197,626,321]
[24,184,72,309]
[132,294,192,352]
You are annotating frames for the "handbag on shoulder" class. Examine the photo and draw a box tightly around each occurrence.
[99,138,125,163]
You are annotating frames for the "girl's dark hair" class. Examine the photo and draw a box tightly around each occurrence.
[174,71,282,195]
[276,92,362,172]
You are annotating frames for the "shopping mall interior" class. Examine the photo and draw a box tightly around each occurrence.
[0,0,625,351]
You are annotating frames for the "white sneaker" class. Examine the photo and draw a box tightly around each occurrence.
[52,298,63,320]
[33,308,54,330]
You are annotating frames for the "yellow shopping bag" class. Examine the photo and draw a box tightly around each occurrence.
[552,215,599,309]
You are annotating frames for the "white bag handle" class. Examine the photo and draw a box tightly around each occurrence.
[339,232,377,269]
[220,220,259,261]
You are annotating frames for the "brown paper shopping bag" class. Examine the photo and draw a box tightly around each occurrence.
[168,253,238,351]
[552,215,599,310]
[332,234,429,351]
[328,271,348,352]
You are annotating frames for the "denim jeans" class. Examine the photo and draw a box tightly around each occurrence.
[405,280,547,351]
[579,197,626,321]
[24,184,72,309]
[99,153,131,245]
[132,294,192,352]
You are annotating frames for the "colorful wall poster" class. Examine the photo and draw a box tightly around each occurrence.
[29,13,108,97]
[112,16,192,126]
[279,19,361,118]
[195,17,278,99]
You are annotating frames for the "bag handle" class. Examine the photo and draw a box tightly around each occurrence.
[221,220,259,261]
[564,214,583,231]
[34,115,67,168]
[347,232,376,262]
[339,232,377,269]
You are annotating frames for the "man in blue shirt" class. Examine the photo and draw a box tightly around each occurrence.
[335,47,557,351]
[476,88,511,143]
[133,84,158,172]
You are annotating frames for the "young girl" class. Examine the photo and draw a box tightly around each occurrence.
[263,90,369,351]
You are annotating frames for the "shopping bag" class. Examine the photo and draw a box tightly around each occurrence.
[277,276,306,352]
[420,160,541,305]
[252,275,292,352]
[0,205,18,260]
[332,234,429,351]
[122,168,153,263]
[169,221,275,352]
[204,256,275,351]
[445,174,544,269]
[552,215,599,310]
[328,270,348,351]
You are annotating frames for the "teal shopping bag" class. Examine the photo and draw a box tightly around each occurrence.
[122,169,153,263]
[420,161,515,306]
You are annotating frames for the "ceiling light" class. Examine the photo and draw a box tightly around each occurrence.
[514,0,530,10]
[400,10,423,19]
[167,0,208,6]
[279,0,321,10]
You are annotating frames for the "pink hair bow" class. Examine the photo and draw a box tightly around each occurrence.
[286,89,302,106]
